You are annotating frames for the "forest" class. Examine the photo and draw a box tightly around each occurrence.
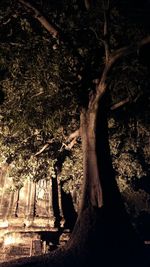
[0,0,150,266]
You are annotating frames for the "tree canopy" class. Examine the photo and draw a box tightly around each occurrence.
[0,0,150,266]
[0,0,150,218]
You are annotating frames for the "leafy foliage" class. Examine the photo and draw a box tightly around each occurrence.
[0,0,150,231]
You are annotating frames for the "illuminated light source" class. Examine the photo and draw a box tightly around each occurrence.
[4,236,16,246]
[38,188,45,199]
[24,219,32,227]
[0,220,8,228]
[4,234,22,246]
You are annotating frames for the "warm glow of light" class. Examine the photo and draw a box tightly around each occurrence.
[38,188,45,199]
[24,219,31,227]
[0,220,8,228]
[4,234,22,246]
[4,236,16,246]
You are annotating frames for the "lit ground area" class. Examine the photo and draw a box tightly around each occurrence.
[0,228,70,263]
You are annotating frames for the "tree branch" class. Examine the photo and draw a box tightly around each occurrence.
[66,137,78,150]
[103,0,110,62]
[111,35,150,64]
[102,35,150,87]
[31,91,44,98]
[68,129,80,142]
[35,130,80,156]
[35,143,50,156]
[18,0,59,38]
[110,97,130,110]
[59,130,80,152]
[91,35,150,110]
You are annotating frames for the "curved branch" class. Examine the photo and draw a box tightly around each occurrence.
[59,130,80,152]
[92,35,150,110]
[64,137,78,151]
[111,36,150,64]
[68,129,80,142]
[18,0,59,38]
[35,143,50,156]
[88,35,150,116]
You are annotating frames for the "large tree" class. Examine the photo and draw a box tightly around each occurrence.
[0,0,150,266]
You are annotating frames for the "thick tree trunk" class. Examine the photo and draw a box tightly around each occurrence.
[79,109,103,210]
[65,96,146,266]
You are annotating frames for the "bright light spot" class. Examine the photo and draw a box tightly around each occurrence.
[38,188,45,199]
[4,236,16,246]
[0,220,8,228]
[24,219,31,227]
[4,234,22,246]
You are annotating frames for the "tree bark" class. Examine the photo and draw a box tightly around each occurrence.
[65,96,146,267]
[79,109,103,211]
